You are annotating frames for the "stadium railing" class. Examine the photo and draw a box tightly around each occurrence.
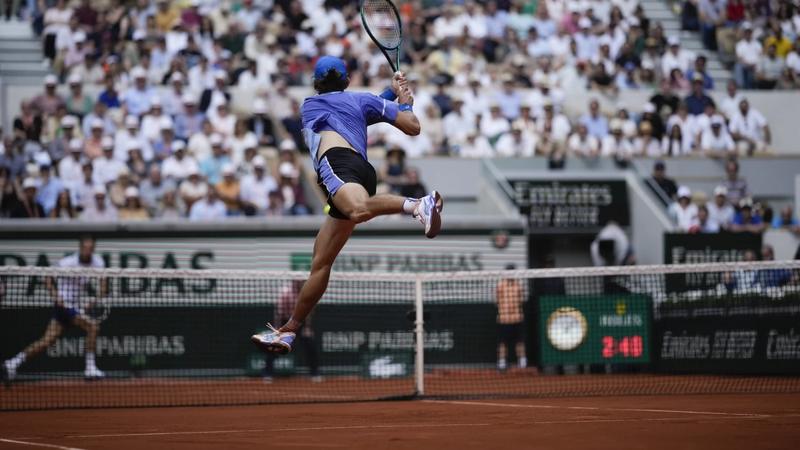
[1,261,799,410]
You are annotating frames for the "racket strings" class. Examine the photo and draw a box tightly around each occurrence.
[362,0,401,48]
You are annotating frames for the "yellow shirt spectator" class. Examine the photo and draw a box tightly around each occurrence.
[765,35,793,58]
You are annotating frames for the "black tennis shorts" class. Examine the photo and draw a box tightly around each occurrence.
[317,147,377,220]
[497,323,524,347]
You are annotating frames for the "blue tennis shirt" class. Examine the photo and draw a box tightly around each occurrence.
[301,91,399,169]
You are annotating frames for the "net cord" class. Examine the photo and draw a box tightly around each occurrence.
[2,260,799,282]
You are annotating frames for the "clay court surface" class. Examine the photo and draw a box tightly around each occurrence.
[1,393,799,450]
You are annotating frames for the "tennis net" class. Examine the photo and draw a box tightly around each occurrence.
[1,261,799,410]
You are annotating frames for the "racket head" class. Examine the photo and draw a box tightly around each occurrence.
[360,0,403,72]
[83,298,110,323]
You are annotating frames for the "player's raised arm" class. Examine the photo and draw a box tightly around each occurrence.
[391,72,420,136]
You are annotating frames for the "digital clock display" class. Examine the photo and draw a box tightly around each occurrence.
[601,335,644,358]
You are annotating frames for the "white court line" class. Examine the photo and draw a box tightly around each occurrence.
[423,400,770,417]
[0,438,86,450]
[68,429,265,439]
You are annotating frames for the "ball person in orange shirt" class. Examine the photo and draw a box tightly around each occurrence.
[496,264,527,371]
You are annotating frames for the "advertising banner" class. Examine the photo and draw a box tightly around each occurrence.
[653,297,800,375]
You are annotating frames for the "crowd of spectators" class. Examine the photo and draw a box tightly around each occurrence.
[653,157,799,234]
[0,0,797,221]
[684,0,800,89]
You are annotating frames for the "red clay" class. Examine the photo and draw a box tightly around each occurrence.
[1,394,800,450]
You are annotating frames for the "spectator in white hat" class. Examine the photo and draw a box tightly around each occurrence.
[199,70,231,113]
[65,73,93,118]
[35,163,64,215]
[200,137,232,185]
[701,117,735,157]
[151,117,177,161]
[728,99,770,155]
[209,102,236,137]
[228,119,258,165]
[669,186,699,232]
[118,186,150,221]
[735,22,761,89]
[707,185,735,230]
[661,36,695,79]
[162,141,199,182]
[58,138,85,188]
[247,98,277,148]
[9,178,46,219]
[174,93,205,140]
[495,121,536,157]
[139,165,175,216]
[574,17,598,62]
[567,123,600,159]
[93,137,126,185]
[114,115,153,162]
[178,166,207,212]
[189,185,226,221]
[240,155,277,216]
[215,163,241,215]
[81,101,115,138]
[601,120,635,164]
[140,96,167,143]
[49,115,80,163]
[31,75,65,116]
[80,185,117,221]
[72,161,97,211]
[122,66,156,116]
[188,119,215,162]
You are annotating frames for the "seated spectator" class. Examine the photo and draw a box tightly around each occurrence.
[200,140,232,185]
[707,185,736,230]
[458,132,494,158]
[140,98,169,143]
[126,146,150,183]
[684,74,715,115]
[80,185,117,221]
[688,204,720,233]
[209,102,236,137]
[93,137,126,185]
[162,142,199,182]
[735,23,761,89]
[662,36,695,78]
[729,99,771,156]
[31,75,64,117]
[700,117,735,158]
[174,94,205,141]
[756,43,787,90]
[35,163,64,215]
[118,187,150,221]
[722,159,749,205]
[228,122,257,166]
[601,121,635,167]
[772,206,800,230]
[633,121,661,157]
[567,124,600,159]
[49,189,77,219]
[639,102,666,140]
[240,156,277,216]
[719,80,744,120]
[155,190,184,219]
[58,138,84,189]
[443,96,477,149]
[669,186,699,231]
[188,120,216,163]
[578,99,609,140]
[9,178,46,218]
[686,55,714,90]
[661,124,693,156]
[277,162,309,215]
[49,115,80,163]
[65,74,93,119]
[495,122,536,157]
[108,169,136,209]
[122,66,156,117]
[179,168,207,212]
[247,99,278,148]
[97,76,121,110]
[115,115,153,162]
[731,198,766,233]
[215,164,241,215]
[265,190,287,217]
[479,104,510,144]
[189,186,226,221]
[83,118,106,159]
[139,166,174,216]
[81,101,114,139]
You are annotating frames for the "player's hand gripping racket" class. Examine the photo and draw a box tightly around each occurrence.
[82,297,110,323]
[360,0,403,73]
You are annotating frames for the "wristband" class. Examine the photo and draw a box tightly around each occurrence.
[398,104,413,112]
[379,88,397,101]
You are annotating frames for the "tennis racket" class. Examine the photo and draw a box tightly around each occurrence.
[82,297,110,323]
[360,0,403,73]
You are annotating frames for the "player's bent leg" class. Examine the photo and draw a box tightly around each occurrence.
[73,315,104,379]
[3,320,64,382]
[252,216,355,354]
[332,183,403,223]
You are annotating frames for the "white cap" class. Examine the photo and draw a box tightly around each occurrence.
[74,31,86,43]
[279,139,296,151]
[711,117,724,127]
[222,163,236,175]
[610,119,623,131]
[714,185,728,196]
[181,92,197,104]
[213,69,227,80]
[677,186,691,199]
[252,155,267,168]
[187,164,200,175]
[253,98,267,114]
[117,166,130,177]
[578,17,592,29]
[126,140,141,152]
[172,140,186,151]
[69,137,83,151]
[641,59,655,70]
[35,152,52,167]
[93,184,107,195]
[22,177,38,189]
[170,72,184,83]
[159,116,174,130]
[741,21,753,30]
[210,133,224,146]
[124,186,140,198]
[61,115,78,127]
[125,115,138,128]
[668,36,680,46]
[643,102,656,113]
[132,29,147,40]
[90,117,104,129]
[242,134,258,149]
[150,96,162,107]
[279,162,299,178]
[44,74,58,85]
[67,73,83,85]
[131,66,147,79]
[101,135,114,149]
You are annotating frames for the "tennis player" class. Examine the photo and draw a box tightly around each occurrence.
[2,236,106,382]
[252,56,442,354]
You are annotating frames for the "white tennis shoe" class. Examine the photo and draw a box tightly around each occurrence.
[84,366,105,380]
[413,190,443,239]
[251,323,296,355]
[2,360,15,382]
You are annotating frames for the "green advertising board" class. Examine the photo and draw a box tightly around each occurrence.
[539,295,652,365]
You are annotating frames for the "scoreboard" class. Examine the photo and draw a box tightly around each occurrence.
[539,295,652,365]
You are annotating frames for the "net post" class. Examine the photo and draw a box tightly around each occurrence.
[414,276,424,396]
